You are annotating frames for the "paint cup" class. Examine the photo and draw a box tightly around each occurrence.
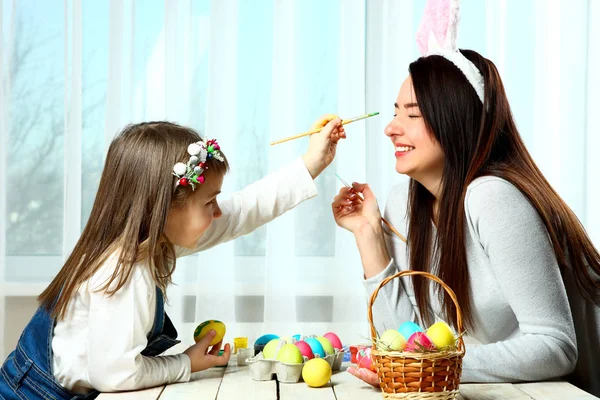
[234,337,248,354]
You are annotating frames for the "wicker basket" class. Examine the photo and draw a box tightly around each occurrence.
[368,271,465,399]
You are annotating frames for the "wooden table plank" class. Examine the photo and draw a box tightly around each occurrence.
[97,386,164,400]
[458,383,533,399]
[278,380,336,400]
[331,365,382,400]
[281,370,346,400]
[515,381,599,400]
[217,362,277,400]
[159,367,225,399]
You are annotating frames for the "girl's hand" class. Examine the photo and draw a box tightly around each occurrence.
[302,114,346,179]
[183,330,231,372]
[347,366,380,388]
[332,183,382,234]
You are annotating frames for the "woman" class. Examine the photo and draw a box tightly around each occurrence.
[332,49,600,396]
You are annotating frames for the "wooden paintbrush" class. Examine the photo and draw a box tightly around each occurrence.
[270,112,379,146]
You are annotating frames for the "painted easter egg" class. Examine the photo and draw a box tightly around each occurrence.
[294,340,314,359]
[316,337,335,355]
[194,320,226,346]
[276,343,303,364]
[377,329,406,351]
[254,334,280,346]
[356,347,376,371]
[405,332,437,352]
[304,337,326,358]
[263,339,283,359]
[302,358,332,387]
[323,332,343,350]
[426,322,456,349]
[398,321,423,341]
[254,334,280,356]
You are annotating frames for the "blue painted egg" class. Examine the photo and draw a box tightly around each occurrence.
[398,321,423,341]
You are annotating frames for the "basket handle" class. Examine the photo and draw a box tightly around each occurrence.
[367,270,465,352]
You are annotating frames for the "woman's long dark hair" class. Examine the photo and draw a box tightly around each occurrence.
[407,49,600,330]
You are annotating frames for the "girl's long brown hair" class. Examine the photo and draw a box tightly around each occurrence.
[39,122,229,320]
[407,50,600,330]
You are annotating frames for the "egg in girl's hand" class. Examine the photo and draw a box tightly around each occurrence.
[426,322,456,349]
[294,341,314,360]
[405,332,437,352]
[323,332,343,350]
[316,337,335,355]
[302,358,332,387]
[377,329,406,351]
[304,338,326,358]
[356,347,376,371]
[398,321,423,341]
[276,343,303,364]
[194,320,226,346]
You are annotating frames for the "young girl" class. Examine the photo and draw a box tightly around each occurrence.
[332,50,600,396]
[0,117,345,398]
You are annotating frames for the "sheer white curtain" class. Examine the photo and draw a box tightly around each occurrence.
[1,0,599,360]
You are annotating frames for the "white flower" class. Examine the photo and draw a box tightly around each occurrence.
[213,152,224,162]
[187,143,202,156]
[198,148,208,162]
[173,162,187,176]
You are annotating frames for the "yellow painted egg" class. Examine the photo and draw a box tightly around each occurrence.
[302,358,332,388]
[426,322,456,349]
[316,337,335,355]
[276,344,303,364]
[377,329,406,351]
[194,320,226,346]
[262,339,282,359]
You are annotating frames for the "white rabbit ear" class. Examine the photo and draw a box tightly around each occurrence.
[415,0,485,104]
[416,0,460,56]
[427,31,442,54]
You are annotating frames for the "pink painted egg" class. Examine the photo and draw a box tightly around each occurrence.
[405,332,437,352]
[356,347,376,371]
[294,340,314,360]
[323,332,343,350]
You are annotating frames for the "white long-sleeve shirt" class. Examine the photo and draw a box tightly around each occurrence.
[364,177,599,396]
[52,158,318,394]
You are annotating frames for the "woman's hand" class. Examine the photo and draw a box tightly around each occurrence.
[332,182,391,278]
[183,330,231,372]
[332,183,382,234]
[302,114,346,179]
[347,366,380,388]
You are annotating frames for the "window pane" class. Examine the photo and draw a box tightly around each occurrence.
[7,0,64,258]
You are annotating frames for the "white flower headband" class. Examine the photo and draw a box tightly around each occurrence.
[415,0,485,103]
[172,139,224,190]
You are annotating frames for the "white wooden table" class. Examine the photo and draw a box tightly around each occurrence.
[97,358,598,400]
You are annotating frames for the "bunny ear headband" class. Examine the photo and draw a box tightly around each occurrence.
[415,0,485,103]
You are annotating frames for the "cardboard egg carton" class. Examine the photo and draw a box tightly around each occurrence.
[245,350,345,383]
